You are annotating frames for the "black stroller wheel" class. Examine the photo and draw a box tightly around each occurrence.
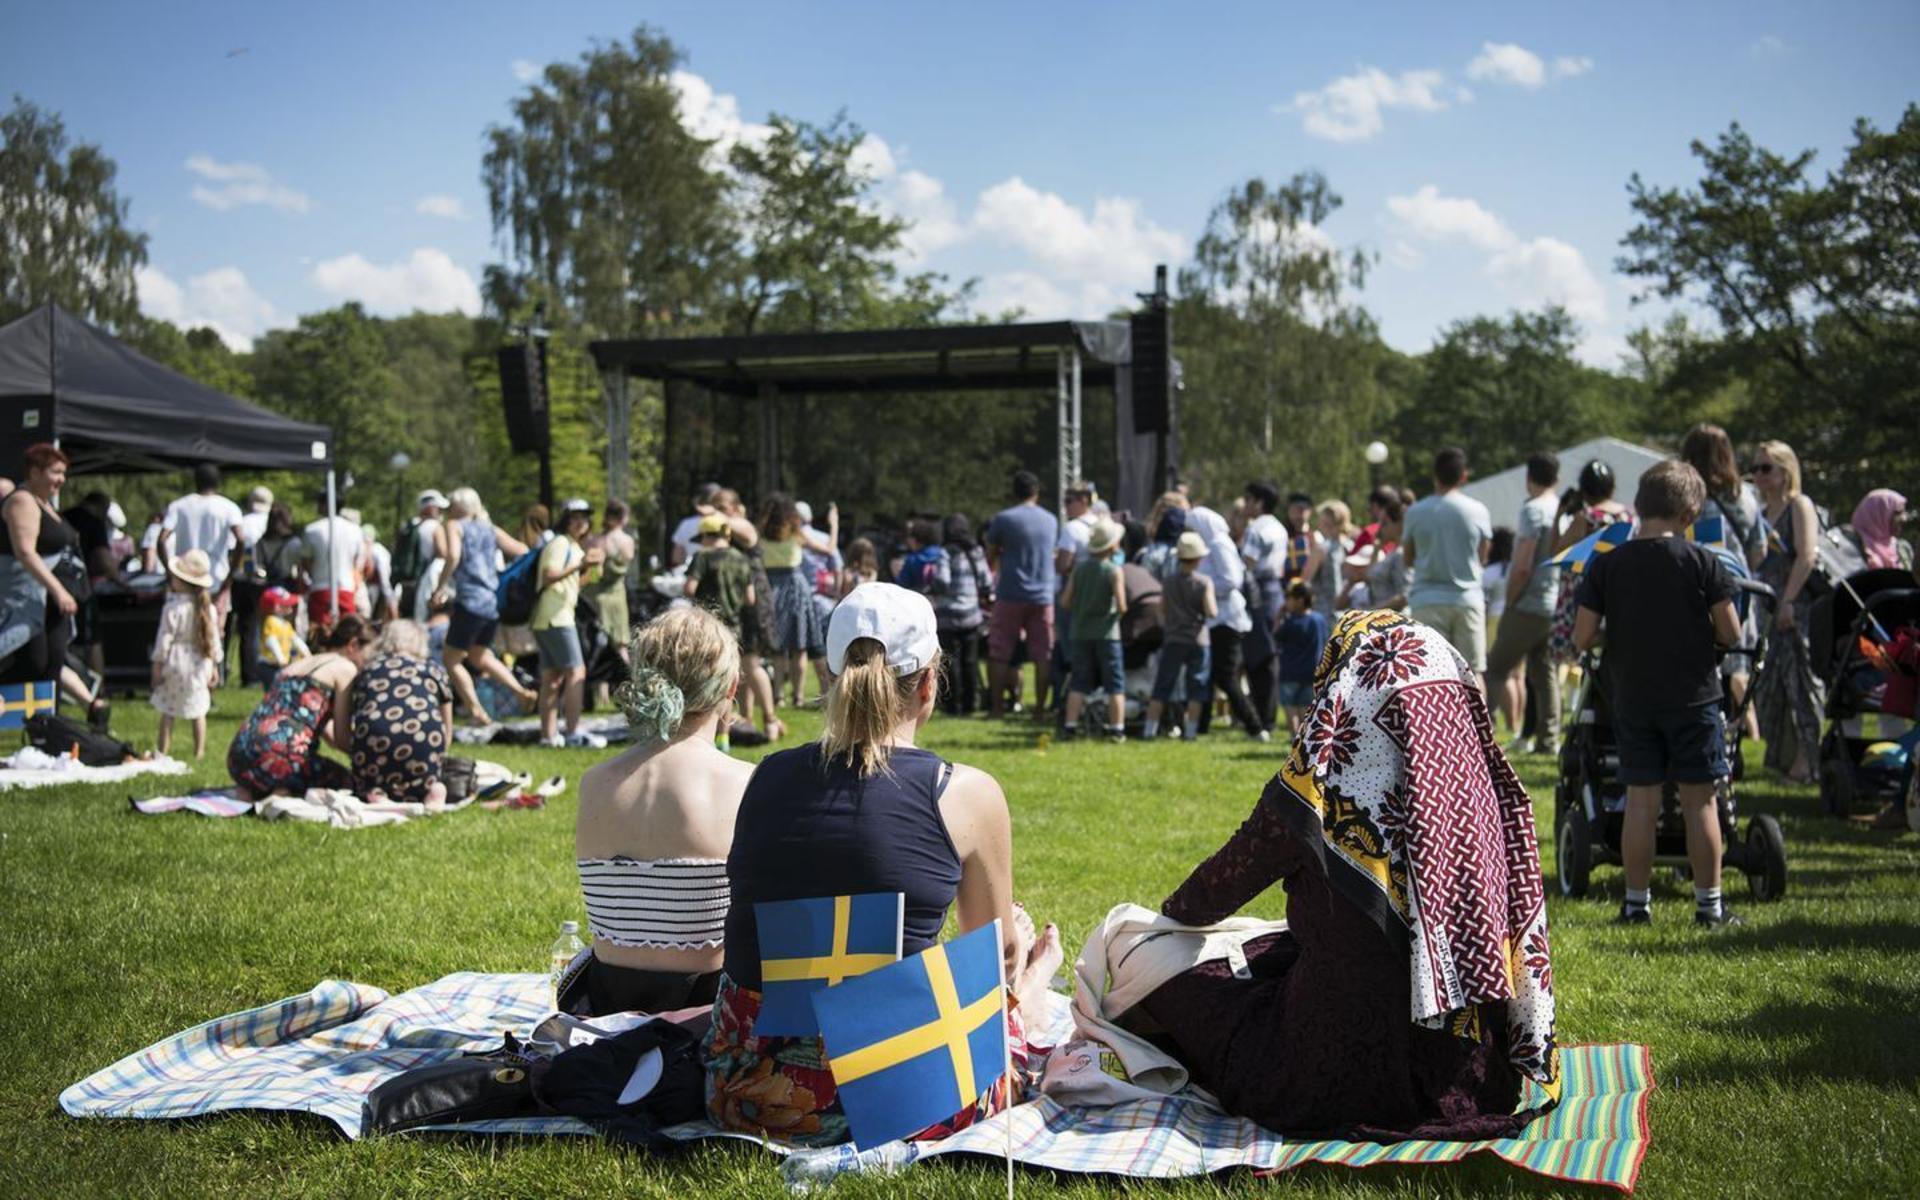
[1556,804,1592,899]
[1746,815,1788,901]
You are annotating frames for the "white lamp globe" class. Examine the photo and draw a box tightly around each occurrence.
[1364,440,1390,466]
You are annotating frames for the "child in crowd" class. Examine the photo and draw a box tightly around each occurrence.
[1143,531,1216,740]
[151,549,222,759]
[1274,580,1330,736]
[256,585,309,686]
[1060,519,1128,741]
[684,513,754,639]
[896,518,949,596]
[840,536,880,594]
[1574,459,1743,928]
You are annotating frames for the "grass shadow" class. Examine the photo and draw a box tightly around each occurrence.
[1684,972,1920,1087]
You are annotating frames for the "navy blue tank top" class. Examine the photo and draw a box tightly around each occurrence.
[722,743,962,989]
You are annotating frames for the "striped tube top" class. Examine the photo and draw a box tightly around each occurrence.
[577,856,730,951]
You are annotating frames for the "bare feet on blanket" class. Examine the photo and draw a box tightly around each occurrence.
[424,781,447,812]
[1009,905,1064,1017]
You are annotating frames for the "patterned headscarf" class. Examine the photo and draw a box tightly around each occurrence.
[1852,489,1907,570]
[1272,609,1559,1100]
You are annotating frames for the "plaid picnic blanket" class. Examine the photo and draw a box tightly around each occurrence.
[61,973,1652,1191]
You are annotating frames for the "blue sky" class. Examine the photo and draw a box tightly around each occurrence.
[5,1,1914,365]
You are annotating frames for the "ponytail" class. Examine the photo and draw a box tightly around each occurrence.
[820,638,939,777]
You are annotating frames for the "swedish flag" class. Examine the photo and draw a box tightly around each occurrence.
[811,920,1007,1149]
[1688,514,1726,548]
[1545,521,1632,575]
[753,893,903,1037]
[0,680,57,730]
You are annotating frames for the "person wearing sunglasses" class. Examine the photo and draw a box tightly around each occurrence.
[1750,440,1824,784]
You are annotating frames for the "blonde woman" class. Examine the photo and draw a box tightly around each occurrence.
[702,583,1061,1146]
[430,487,536,725]
[1305,499,1354,618]
[567,607,752,1015]
[1751,440,1825,783]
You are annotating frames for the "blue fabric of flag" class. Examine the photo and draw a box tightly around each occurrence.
[1545,522,1632,575]
[811,920,1006,1149]
[752,893,903,1037]
[0,680,58,730]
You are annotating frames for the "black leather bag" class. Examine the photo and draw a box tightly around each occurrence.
[361,1056,539,1134]
[441,756,477,802]
[27,712,130,766]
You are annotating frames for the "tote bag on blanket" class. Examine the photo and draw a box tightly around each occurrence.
[1046,902,1286,1109]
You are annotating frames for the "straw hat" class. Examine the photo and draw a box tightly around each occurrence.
[1087,519,1124,557]
[167,548,214,589]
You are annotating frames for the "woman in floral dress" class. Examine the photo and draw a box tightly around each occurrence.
[227,616,374,800]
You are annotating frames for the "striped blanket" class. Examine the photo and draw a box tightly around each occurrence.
[60,972,1652,1191]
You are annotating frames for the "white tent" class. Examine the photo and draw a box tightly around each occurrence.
[1461,436,1666,527]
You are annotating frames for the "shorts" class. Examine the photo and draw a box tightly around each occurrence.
[1276,679,1314,708]
[1151,641,1211,703]
[987,600,1053,665]
[1068,638,1124,695]
[1409,602,1487,672]
[445,604,499,651]
[534,624,583,671]
[1615,702,1729,785]
[306,588,357,628]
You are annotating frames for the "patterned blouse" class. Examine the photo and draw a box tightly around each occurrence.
[347,654,453,804]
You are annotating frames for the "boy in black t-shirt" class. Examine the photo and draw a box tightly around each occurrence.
[1574,460,1743,927]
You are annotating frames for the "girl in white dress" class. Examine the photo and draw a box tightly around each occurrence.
[152,548,222,758]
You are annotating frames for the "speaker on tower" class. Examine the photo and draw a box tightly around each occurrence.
[1130,306,1171,436]
[498,342,549,453]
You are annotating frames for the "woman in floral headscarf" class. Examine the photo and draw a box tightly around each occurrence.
[1847,489,1912,573]
[1141,610,1559,1141]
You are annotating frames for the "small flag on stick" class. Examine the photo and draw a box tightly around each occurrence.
[753,893,904,1037]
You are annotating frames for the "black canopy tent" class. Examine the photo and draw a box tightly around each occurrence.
[0,303,333,476]
[589,319,1176,550]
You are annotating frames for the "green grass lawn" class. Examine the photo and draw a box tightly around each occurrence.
[3,686,1916,1197]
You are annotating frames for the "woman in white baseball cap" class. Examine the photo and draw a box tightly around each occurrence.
[702,582,1063,1145]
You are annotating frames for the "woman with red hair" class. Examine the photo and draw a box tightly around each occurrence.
[0,445,102,715]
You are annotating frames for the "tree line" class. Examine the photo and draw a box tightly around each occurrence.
[2,26,1913,545]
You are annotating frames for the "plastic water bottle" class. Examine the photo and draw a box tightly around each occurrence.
[549,920,585,1006]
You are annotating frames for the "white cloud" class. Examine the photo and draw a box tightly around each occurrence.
[1386,185,1606,324]
[1286,66,1454,142]
[414,194,466,220]
[510,58,540,83]
[972,177,1185,289]
[310,248,481,316]
[669,69,773,166]
[1466,42,1546,88]
[1385,185,1514,252]
[849,133,897,182]
[1552,55,1594,79]
[186,154,309,213]
[137,264,280,351]
[888,169,965,260]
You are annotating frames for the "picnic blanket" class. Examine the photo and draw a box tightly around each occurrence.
[0,750,188,792]
[132,788,254,818]
[453,713,630,746]
[60,973,1653,1192]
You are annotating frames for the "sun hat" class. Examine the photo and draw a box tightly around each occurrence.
[826,582,939,677]
[1176,530,1208,561]
[107,501,127,530]
[1087,518,1124,557]
[698,513,731,537]
[167,548,214,589]
[561,497,593,515]
[417,488,450,510]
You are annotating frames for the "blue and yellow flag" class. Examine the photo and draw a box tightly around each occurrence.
[1545,521,1632,575]
[811,920,1007,1149]
[753,893,904,1037]
[0,680,57,730]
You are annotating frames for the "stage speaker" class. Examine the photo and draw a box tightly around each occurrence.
[1130,308,1171,435]
[498,343,549,452]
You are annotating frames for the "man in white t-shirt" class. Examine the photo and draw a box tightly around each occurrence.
[239,486,273,548]
[160,464,246,591]
[301,502,369,631]
[669,482,723,569]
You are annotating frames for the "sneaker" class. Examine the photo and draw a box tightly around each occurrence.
[540,734,566,749]
[1106,728,1127,744]
[566,730,608,749]
[1613,905,1651,926]
[1505,735,1533,756]
[1694,907,1745,929]
[1253,729,1272,744]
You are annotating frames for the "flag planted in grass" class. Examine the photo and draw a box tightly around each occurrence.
[1546,521,1631,574]
[753,892,904,1037]
[0,680,57,729]
[812,920,1007,1149]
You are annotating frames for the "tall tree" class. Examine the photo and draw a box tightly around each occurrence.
[1618,107,1920,504]
[0,96,148,326]
[481,28,732,337]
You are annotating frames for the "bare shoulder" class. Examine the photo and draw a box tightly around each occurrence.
[942,761,1008,821]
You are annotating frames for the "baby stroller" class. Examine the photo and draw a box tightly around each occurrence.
[1553,576,1789,901]
[1810,568,1920,817]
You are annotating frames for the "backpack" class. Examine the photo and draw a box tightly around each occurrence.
[391,517,429,585]
[495,547,541,625]
[27,712,133,767]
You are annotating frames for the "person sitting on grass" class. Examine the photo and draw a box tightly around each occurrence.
[1574,459,1744,928]
[1274,580,1330,740]
[1142,530,1215,741]
[705,583,1063,1146]
[150,548,222,760]
[564,606,753,1016]
[1060,519,1129,742]
[227,615,374,801]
